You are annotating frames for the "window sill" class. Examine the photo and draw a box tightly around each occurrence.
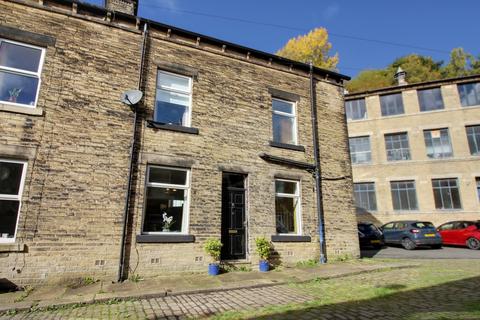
[136,234,195,243]
[269,141,305,152]
[0,103,43,116]
[146,120,199,135]
[0,243,26,253]
[271,235,311,242]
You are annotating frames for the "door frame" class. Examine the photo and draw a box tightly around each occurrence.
[221,171,249,261]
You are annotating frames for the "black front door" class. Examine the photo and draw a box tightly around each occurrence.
[221,173,246,260]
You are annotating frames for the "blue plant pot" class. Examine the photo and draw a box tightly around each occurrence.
[208,263,220,276]
[259,260,269,272]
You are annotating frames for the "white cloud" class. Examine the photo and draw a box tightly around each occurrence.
[322,3,340,20]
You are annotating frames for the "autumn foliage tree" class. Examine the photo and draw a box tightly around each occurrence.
[276,27,338,70]
[346,48,480,93]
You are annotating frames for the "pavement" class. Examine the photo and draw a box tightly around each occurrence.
[362,245,480,259]
[0,260,415,319]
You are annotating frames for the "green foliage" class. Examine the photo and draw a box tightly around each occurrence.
[296,259,319,268]
[83,276,98,285]
[13,285,34,303]
[276,27,338,70]
[129,274,143,283]
[255,237,272,260]
[204,238,223,262]
[346,48,480,93]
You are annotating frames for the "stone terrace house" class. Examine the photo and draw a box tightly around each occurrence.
[0,0,359,285]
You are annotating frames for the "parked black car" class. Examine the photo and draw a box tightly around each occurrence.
[358,222,384,249]
[380,220,442,250]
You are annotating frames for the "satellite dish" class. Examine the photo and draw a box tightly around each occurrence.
[121,89,143,106]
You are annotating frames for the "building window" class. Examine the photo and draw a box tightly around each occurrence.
[380,93,404,116]
[0,39,45,107]
[423,128,453,159]
[432,178,461,210]
[385,132,411,161]
[466,125,480,156]
[142,166,190,234]
[349,136,371,164]
[418,88,444,112]
[154,70,192,126]
[353,182,377,213]
[390,181,418,211]
[272,98,297,145]
[458,82,480,107]
[476,177,480,201]
[0,159,27,243]
[345,98,367,121]
[275,179,301,235]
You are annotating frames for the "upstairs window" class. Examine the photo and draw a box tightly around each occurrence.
[466,125,480,155]
[432,178,461,210]
[0,39,45,107]
[142,166,190,234]
[275,179,301,235]
[0,159,27,243]
[349,136,371,164]
[345,98,367,121]
[353,182,377,213]
[418,88,444,112]
[380,93,404,116]
[272,98,297,145]
[385,132,411,161]
[423,128,453,159]
[458,82,480,107]
[154,71,192,126]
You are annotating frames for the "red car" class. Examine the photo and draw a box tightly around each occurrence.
[437,221,480,250]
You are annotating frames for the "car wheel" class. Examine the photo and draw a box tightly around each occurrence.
[402,238,416,250]
[466,238,480,250]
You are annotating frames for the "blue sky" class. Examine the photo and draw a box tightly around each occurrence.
[87,0,479,78]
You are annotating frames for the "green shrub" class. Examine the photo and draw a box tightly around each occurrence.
[204,238,222,263]
[255,237,272,260]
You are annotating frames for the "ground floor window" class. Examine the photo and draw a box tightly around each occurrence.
[432,178,461,210]
[143,166,190,234]
[275,179,301,235]
[0,159,27,242]
[476,177,480,201]
[354,182,377,213]
[390,180,418,211]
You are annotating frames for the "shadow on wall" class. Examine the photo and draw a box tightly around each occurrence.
[356,208,383,226]
[250,276,480,320]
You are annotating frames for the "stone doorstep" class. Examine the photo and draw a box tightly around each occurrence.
[0,262,417,314]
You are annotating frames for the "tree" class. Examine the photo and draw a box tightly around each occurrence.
[276,27,338,70]
[346,48,480,93]
[441,47,479,78]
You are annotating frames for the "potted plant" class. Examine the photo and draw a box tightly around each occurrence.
[162,212,174,232]
[8,88,22,103]
[255,237,271,272]
[204,238,222,276]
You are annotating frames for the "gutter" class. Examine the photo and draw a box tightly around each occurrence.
[117,22,149,282]
[309,62,327,264]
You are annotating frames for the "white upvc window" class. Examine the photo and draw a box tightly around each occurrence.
[0,39,45,108]
[272,98,298,145]
[154,70,193,127]
[275,179,302,235]
[0,159,27,243]
[142,166,190,235]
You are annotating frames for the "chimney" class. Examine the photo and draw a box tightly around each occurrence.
[394,67,408,86]
[104,0,138,15]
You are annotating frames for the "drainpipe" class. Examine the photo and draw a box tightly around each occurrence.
[117,22,149,282]
[309,62,327,264]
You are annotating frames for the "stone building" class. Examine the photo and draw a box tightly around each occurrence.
[0,0,358,286]
[346,69,480,226]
